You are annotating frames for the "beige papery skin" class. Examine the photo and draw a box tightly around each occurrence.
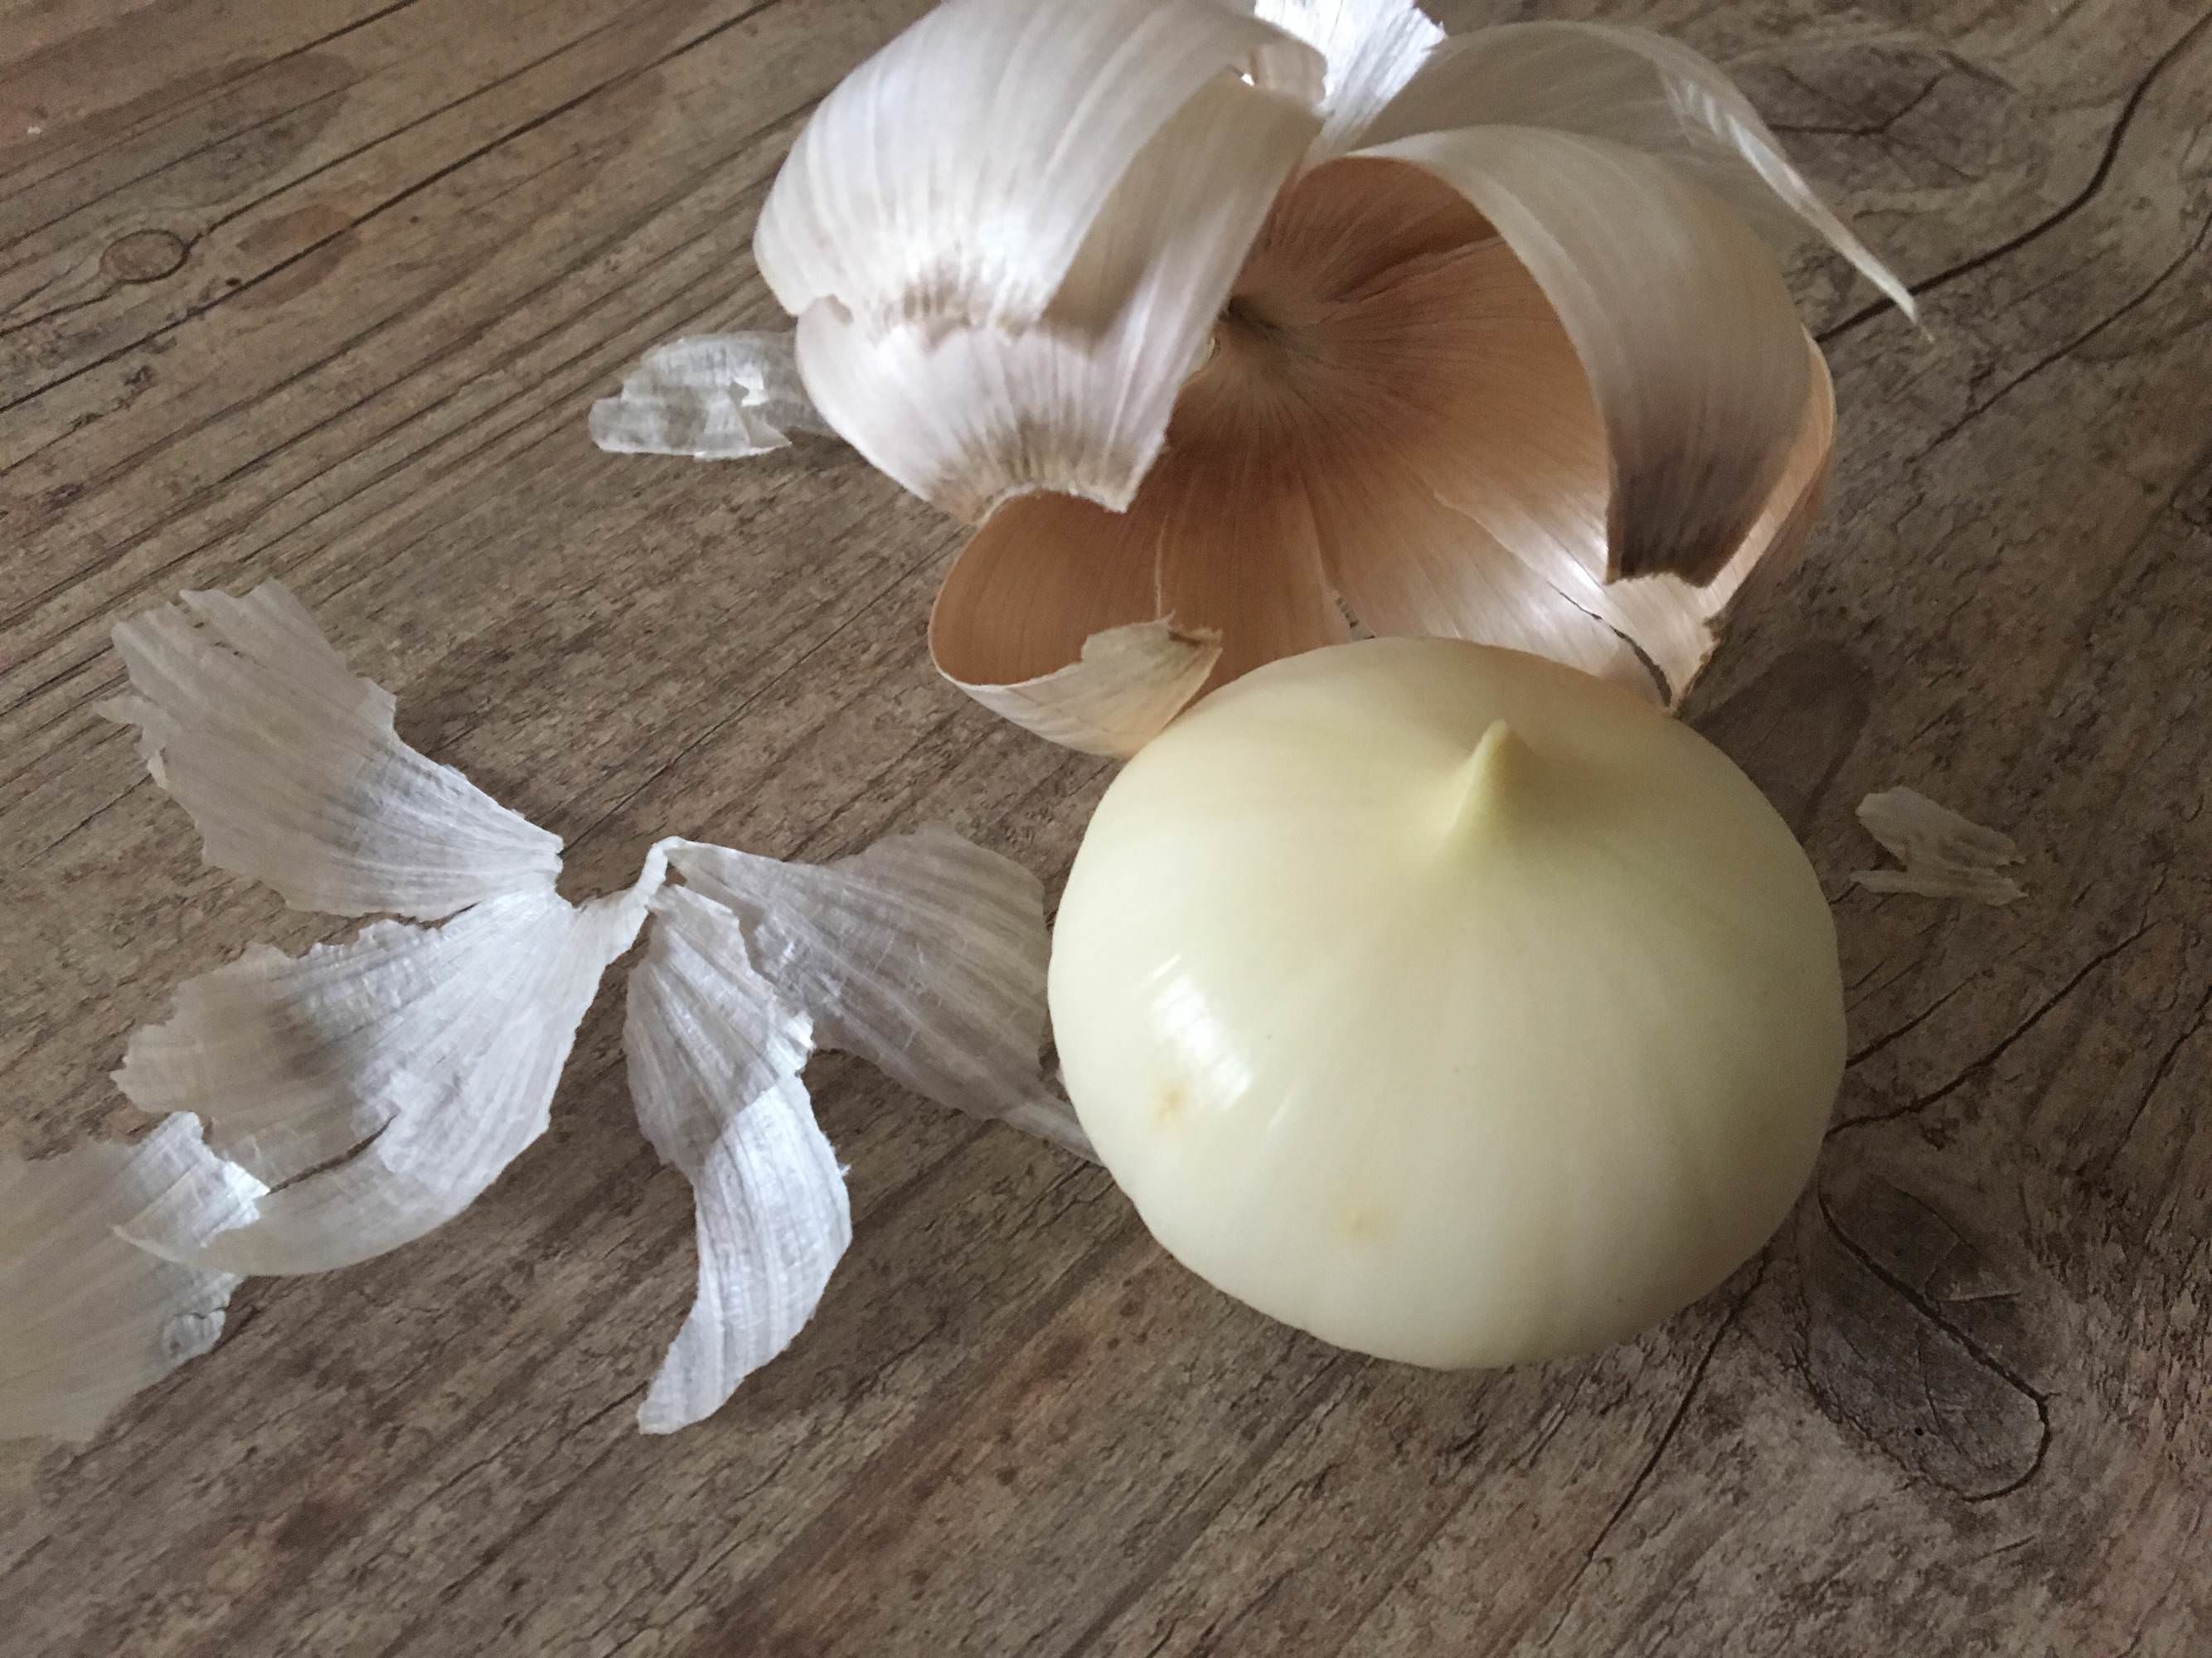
[599,0,1903,755]
[1852,787,2026,905]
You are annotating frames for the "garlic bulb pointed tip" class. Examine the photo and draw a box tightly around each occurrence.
[1445,718,1535,831]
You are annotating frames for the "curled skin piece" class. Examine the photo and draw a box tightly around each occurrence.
[624,886,846,1432]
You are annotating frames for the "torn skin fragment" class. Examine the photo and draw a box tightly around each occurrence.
[624,886,846,1433]
[589,332,834,460]
[7,579,1081,1442]
[666,828,1078,1142]
[117,883,657,1275]
[1851,787,2025,906]
[0,1117,265,1444]
[100,583,561,921]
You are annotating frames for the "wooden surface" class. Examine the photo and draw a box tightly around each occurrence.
[2,0,2209,1651]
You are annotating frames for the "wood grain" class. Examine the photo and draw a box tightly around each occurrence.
[2,1,2208,1653]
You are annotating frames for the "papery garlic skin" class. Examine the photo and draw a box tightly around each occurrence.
[0,1117,264,1443]
[1050,639,1843,1366]
[0,579,1082,1443]
[1853,786,2025,906]
[711,0,1912,751]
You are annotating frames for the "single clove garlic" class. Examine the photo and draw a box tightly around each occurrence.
[1050,638,1845,1365]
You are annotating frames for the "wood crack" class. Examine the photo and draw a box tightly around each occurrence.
[1771,70,1944,138]
[1528,1253,1771,1649]
[1847,976,1976,1067]
[1817,1193,2051,1503]
[2104,979,2212,1166]
[1831,920,2155,1136]
[1909,207,2212,463]
[1817,9,2212,346]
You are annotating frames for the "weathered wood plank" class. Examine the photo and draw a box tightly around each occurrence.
[0,2,403,198]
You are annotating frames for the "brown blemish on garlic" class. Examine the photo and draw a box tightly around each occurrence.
[1336,1202,1390,1243]
[1152,1079,1189,1128]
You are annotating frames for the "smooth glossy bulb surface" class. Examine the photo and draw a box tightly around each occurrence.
[1050,638,1844,1366]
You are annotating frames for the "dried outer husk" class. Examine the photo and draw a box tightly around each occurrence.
[1852,788,2025,905]
[624,886,846,1433]
[663,829,1076,1142]
[589,332,832,460]
[600,2,1911,754]
[0,1117,265,1443]
[116,884,656,1274]
[11,583,1082,1438]
[100,584,561,920]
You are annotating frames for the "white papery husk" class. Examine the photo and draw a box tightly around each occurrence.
[117,883,654,1274]
[1853,787,2025,905]
[0,1117,265,1442]
[623,885,846,1433]
[101,583,560,920]
[589,332,832,460]
[752,0,1318,334]
[1360,20,1916,318]
[6,583,1079,1437]
[593,0,1912,754]
[664,829,1084,1155]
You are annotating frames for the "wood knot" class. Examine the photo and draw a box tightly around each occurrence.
[102,229,188,284]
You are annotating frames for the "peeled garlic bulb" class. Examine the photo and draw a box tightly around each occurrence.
[1050,638,1843,1366]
